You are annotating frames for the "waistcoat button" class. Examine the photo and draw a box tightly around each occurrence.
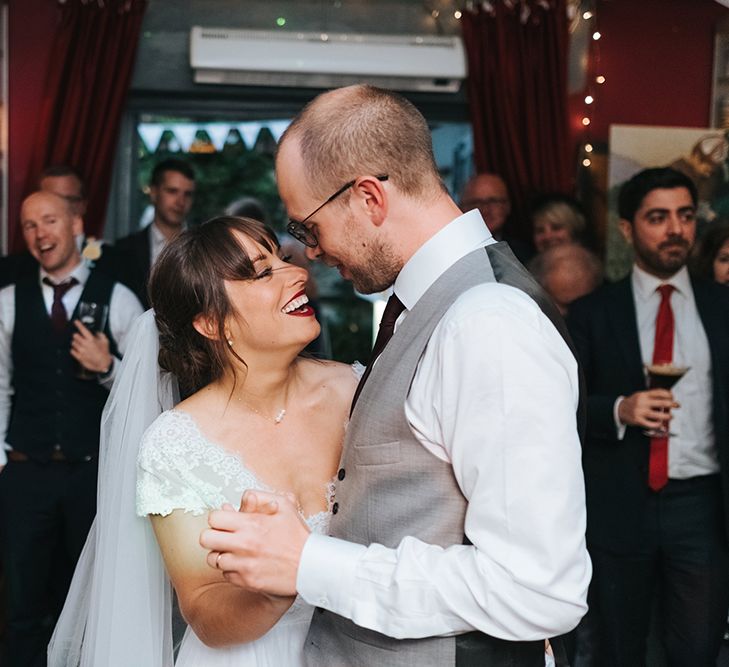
[332,502,339,514]
[337,468,345,481]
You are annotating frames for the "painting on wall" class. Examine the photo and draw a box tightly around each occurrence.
[606,124,729,280]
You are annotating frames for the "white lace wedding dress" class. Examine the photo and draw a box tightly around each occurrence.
[136,408,333,667]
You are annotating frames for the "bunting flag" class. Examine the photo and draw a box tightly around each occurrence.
[267,120,291,142]
[170,124,198,153]
[137,123,166,152]
[237,122,263,149]
[136,120,292,153]
[204,123,232,151]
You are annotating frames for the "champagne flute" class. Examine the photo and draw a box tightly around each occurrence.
[75,301,109,380]
[643,363,689,437]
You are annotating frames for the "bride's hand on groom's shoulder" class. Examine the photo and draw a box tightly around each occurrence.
[200,490,310,598]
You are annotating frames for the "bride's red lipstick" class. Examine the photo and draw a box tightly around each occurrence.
[282,290,315,317]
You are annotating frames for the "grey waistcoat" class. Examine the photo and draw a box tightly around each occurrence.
[304,243,579,667]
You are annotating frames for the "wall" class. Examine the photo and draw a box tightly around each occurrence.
[571,0,729,147]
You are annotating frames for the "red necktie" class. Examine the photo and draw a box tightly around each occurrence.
[350,293,406,414]
[648,284,675,491]
[43,277,79,336]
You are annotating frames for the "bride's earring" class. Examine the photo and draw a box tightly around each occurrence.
[227,337,233,348]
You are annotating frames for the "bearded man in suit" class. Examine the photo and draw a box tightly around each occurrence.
[568,167,729,666]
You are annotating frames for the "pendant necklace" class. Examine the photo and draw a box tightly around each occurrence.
[240,400,287,424]
[236,384,290,425]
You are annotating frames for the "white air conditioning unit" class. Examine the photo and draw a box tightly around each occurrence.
[190,27,467,93]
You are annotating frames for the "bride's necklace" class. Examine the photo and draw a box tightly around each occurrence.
[238,398,287,424]
[235,380,292,425]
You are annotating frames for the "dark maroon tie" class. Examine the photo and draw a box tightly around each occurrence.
[648,284,675,492]
[43,277,79,335]
[350,293,406,414]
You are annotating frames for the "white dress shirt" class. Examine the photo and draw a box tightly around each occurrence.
[0,260,144,465]
[297,210,591,641]
[150,222,187,267]
[149,221,168,267]
[614,265,717,478]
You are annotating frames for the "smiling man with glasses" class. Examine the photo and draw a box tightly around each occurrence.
[202,84,591,667]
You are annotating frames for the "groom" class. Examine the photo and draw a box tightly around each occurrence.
[201,85,591,665]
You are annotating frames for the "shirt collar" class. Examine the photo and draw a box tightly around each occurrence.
[631,263,691,302]
[151,221,187,245]
[150,221,168,246]
[394,209,494,311]
[40,259,88,287]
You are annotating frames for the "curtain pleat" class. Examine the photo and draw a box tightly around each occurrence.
[461,0,571,242]
[14,0,147,251]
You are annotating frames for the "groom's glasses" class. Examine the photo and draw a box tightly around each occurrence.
[286,175,389,248]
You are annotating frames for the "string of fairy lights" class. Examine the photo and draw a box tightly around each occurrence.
[578,2,605,169]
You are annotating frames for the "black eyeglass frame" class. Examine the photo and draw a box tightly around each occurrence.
[286,174,389,248]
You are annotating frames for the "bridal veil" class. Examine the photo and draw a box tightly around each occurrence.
[48,309,179,666]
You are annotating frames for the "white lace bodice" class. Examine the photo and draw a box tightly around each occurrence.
[136,409,333,536]
[137,408,334,628]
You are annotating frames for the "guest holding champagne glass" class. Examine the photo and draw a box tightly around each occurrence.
[0,191,142,667]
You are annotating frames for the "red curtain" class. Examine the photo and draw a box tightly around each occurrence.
[461,0,571,242]
[13,0,147,252]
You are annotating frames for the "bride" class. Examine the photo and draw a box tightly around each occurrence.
[48,216,360,666]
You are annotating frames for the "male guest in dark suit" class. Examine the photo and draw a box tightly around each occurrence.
[113,158,195,307]
[568,167,729,666]
[0,191,143,666]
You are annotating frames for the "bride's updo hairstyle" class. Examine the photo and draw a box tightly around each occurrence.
[149,216,280,395]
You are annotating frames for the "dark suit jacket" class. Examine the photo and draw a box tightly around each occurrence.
[0,252,37,289]
[567,274,729,551]
[105,226,152,308]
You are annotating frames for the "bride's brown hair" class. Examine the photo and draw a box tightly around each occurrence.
[149,216,280,396]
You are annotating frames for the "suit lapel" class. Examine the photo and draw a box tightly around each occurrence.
[609,277,646,389]
[693,278,720,349]
[692,277,728,383]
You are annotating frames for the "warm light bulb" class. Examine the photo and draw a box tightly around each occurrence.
[592,31,601,40]
[585,143,594,153]
[454,10,462,19]
[596,75,606,84]
[582,158,592,167]
[582,117,591,126]
[585,95,594,104]
[583,10,593,19]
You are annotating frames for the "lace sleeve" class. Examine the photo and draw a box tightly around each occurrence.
[136,410,216,517]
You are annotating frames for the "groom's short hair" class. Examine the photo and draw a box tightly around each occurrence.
[279,85,445,203]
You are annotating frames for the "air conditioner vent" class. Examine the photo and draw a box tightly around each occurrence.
[190,27,467,94]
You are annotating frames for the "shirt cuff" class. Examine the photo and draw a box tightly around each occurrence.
[296,533,366,615]
[613,396,627,440]
[0,445,6,467]
[97,356,118,389]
